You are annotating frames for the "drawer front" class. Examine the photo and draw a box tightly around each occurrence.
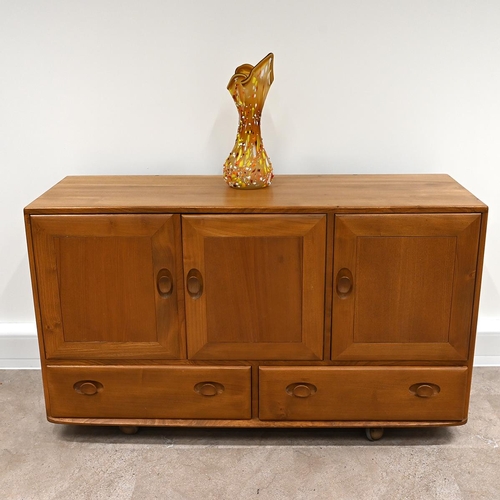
[259,367,468,421]
[46,365,251,419]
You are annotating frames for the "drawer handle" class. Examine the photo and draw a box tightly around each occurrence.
[194,381,224,397]
[286,383,317,398]
[336,268,353,297]
[410,383,441,398]
[157,269,174,297]
[187,269,203,299]
[73,380,103,396]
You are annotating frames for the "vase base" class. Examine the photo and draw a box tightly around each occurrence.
[223,166,273,190]
[226,180,272,190]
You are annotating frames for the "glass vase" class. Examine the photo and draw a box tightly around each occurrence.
[223,53,274,189]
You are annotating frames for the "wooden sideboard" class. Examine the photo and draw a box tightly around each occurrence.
[24,175,487,440]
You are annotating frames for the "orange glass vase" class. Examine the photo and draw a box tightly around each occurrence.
[223,53,274,189]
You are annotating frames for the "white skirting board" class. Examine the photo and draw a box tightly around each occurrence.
[1,320,500,369]
[474,318,500,367]
[0,323,40,368]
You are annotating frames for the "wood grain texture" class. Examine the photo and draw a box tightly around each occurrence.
[23,174,488,431]
[463,211,489,415]
[332,214,481,361]
[47,417,467,428]
[30,214,184,359]
[259,366,468,421]
[46,365,251,419]
[182,215,326,360]
[24,175,487,214]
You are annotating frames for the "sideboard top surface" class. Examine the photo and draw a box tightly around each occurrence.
[24,174,487,214]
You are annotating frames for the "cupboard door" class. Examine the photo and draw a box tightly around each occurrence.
[332,214,481,361]
[31,214,184,359]
[182,215,326,360]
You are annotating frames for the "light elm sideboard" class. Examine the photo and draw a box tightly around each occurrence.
[24,175,487,440]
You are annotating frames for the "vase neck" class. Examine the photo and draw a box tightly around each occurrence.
[237,106,262,141]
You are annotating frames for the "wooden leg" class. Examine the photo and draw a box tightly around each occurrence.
[365,427,384,441]
[119,425,139,435]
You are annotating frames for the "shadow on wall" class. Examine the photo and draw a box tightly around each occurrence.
[479,268,500,318]
[0,255,35,323]
[205,106,235,174]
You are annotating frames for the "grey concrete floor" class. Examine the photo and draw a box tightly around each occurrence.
[1,368,499,500]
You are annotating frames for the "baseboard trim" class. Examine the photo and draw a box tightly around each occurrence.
[473,318,500,366]
[0,323,41,369]
[1,320,499,369]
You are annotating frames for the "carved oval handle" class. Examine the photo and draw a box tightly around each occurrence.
[187,269,203,299]
[157,269,173,297]
[286,382,317,398]
[293,384,312,398]
[194,381,224,397]
[410,383,441,398]
[336,268,353,297]
[73,380,103,396]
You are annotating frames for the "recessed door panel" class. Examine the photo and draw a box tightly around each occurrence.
[58,236,157,343]
[183,215,326,360]
[332,214,481,361]
[31,214,184,359]
[354,236,456,344]
[205,235,303,344]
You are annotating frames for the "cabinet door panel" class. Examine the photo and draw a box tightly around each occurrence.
[332,214,481,361]
[205,235,303,343]
[31,214,184,359]
[183,215,326,360]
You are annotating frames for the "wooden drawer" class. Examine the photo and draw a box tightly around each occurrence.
[259,367,468,421]
[46,365,251,419]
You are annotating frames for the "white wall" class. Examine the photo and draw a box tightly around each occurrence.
[1,1,499,364]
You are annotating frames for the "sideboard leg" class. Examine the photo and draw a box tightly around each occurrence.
[365,427,384,441]
[119,425,139,435]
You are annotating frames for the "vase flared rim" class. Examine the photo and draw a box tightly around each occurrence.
[227,53,274,90]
